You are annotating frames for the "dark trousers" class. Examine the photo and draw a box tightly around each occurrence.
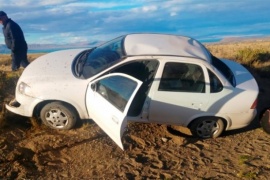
[11,49,29,71]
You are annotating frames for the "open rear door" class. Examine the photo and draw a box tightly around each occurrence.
[86,73,142,150]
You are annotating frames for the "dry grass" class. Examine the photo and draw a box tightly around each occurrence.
[0,53,44,67]
[206,40,270,59]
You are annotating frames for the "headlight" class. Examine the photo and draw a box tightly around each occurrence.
[18,82,32,96]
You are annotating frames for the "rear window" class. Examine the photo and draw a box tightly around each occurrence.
[211,55,236,86]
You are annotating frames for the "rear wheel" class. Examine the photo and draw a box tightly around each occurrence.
[260,109,270,134]
[40,102,77,130]
[190,117,224,138]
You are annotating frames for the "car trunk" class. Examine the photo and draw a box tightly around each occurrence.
[221,59,259,112]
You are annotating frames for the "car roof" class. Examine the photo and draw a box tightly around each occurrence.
[123,33,212,62]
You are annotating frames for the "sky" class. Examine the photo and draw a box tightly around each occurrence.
[0,0,270,45]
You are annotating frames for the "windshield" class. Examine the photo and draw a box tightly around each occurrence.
[80,36,125,78]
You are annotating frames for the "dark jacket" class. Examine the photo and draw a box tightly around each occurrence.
[2,18,27,52]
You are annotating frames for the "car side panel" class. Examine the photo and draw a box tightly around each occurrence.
[148,61,210,126]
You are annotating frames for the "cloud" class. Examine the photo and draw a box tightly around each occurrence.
[0,0,269,44]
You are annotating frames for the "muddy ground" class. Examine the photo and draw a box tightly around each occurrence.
[0,65,270,180]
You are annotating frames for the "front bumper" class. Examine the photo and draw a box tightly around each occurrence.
[5,96,43,117]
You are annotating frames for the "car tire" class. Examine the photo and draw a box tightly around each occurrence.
[40,102,78,130]
[190,117,224,138]
[260,109,270,134]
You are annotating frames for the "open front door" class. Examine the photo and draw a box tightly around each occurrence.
[86,73,142,150]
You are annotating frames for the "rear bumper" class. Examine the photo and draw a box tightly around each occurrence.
[226,109,257,130]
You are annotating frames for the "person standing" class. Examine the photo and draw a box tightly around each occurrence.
[0,11,29,71]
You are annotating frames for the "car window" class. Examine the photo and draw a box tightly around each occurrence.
[208,69,223,93]
[211,55,236,87]
[95,75,138,112]
[159,62,205,93]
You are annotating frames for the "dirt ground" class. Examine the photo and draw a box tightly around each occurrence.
[1,59,270,179]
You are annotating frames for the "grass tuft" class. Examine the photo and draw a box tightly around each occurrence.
[235,48,270,65]
[239,155,251,164]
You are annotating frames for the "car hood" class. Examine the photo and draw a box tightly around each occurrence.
[21,49,86,79]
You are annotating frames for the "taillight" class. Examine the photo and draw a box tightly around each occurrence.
[250,98,258,109]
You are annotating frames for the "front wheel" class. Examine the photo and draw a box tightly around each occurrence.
[190,117,224,138]
[260,109,270,134]
[40,102,78,130]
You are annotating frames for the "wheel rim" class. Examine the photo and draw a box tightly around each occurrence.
[45,108,69,129]
[196,120,220,138]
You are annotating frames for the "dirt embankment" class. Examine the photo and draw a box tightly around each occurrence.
[0,113,270,179]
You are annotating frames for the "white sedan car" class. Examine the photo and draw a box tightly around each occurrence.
[6,33,258,149]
